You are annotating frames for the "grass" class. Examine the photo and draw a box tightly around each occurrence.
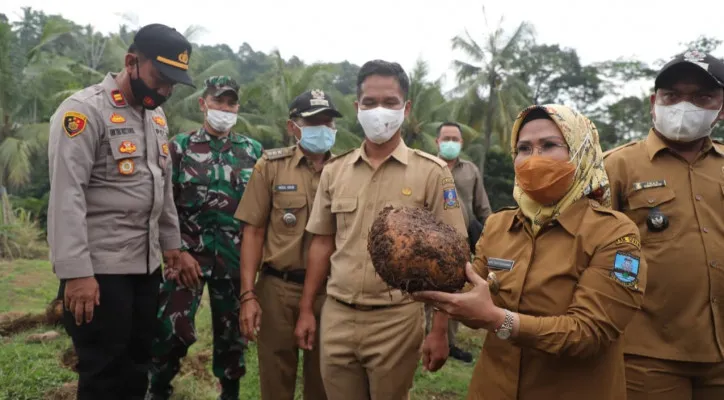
[0,259,483,400]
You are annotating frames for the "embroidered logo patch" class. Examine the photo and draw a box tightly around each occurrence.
[443,188,459,209]
[119,141,137,154]
[62,111,88,138]
[614,235,641,249]
[118,159,135,175]
[111,90,126,107]
[402,187,412,196]
[611,252,641,289]
[152,116,166,127]
[161,143,169,155]
[110,113,126,124]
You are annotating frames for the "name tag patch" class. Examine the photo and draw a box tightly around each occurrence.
[632,180,666,191]
[443,188,459,209]
[275,184,297,192]
[611,252,640,289]
[487,257,514,271]
[109,127,136,137]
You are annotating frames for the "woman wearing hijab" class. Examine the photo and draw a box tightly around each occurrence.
[414,104,648,400]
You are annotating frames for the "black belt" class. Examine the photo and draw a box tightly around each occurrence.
[333,297,395,312]
[261,264,306,285]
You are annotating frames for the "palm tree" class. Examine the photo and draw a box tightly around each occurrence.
[451,7,533,173]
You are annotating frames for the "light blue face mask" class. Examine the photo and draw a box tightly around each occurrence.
[439,140,462,160]
[295,123,337,154]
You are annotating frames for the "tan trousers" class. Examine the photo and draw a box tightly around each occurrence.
[625,354,724,400]
[320,297,424,400]
[256,274,326,400]
[424,304,458,346]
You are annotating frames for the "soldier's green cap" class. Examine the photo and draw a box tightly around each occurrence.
[204,76,240,99]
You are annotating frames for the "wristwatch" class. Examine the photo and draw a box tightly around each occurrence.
[494,309,514,340]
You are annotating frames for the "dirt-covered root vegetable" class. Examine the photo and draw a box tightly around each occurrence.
[367,205,468,293]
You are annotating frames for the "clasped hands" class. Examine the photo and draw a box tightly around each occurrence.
[163,249,203,288]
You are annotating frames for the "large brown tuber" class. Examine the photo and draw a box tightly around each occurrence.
[368,205,468,293]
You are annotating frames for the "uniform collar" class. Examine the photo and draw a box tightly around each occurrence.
[508,197,590,236]
[646,128,724,159]
[350,138,409,166]
[293,145,333,167]
[190,128,213,143]
[101,73,129,108]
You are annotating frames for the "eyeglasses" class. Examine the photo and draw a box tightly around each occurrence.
[513,142,569,157]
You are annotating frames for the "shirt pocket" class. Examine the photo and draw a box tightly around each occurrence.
[106,136,145,180]
[177,157,212,212]
[331,197,357,240]
[271,194,308,234]
[626,186,678,243]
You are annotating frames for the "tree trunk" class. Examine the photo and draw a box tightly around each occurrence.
[0,185,13,225]
[479,82,497,175]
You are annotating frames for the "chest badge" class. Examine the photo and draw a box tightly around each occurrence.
[402,187,412,196]
[152,116,166,127]
[161,143,169,155]
[110,90,127,107]
[282,211,297,227]
[119,141,137,154]
[110,113,126,124]
[646,207,669,232]
[118,159,135,175]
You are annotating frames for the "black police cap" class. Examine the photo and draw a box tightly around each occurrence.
[655,50,724,90]
[132,23,195,88]
[288,89,343,119]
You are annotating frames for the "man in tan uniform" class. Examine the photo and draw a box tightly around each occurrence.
[604,50,724,399]
[294,60,467,399]
[235,90,342,400]
[47,24,195,400]
[433,121,492,363]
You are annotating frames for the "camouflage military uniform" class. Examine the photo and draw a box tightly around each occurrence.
[149,127,263,398]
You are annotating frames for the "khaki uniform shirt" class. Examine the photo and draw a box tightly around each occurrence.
[467,198,647,400]
[450,158,492,228]
[306,140,468,306]
[47,73,181,279]
[604,130,724,362]
[235,146,329,271]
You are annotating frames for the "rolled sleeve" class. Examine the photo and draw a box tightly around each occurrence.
[235,158,272,228]
[513,231,647,358]
[47,100,98,280]
[305,166,335,235]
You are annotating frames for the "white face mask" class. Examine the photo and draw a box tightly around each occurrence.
[206,109,238,133]
[357,105,406,144]
[653,101,721,142]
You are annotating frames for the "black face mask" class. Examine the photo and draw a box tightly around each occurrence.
[130,63,169,110]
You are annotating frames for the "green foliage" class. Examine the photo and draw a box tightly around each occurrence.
[482,149,516,211]
[0,207,48,260]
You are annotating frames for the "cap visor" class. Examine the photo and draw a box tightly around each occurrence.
[153,60,196,88]
[299,107,343,118]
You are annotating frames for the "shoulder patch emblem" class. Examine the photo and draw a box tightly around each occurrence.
[119,141,137,154]
[152,116,166,127]
[110,90,127,107]
[118,159,135,175]
[110,113,125,124]
[63,111,88,138]
[614,235,641,249]
[443,187,460,209]
[611,252,641,289]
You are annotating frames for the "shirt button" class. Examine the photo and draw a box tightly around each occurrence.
[711,261,719,268]
[648,199,655,204]
[703,228,710,233]
[372,178,377,182]
[696,195,703,201]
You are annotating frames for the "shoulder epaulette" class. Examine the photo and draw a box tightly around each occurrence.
[327,147,357,163]
[494,205,519,213]
[413,149,446,167]
[263,146,295,160]
[602,141,638,159]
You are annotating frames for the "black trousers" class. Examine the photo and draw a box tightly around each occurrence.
[59,269,162,400]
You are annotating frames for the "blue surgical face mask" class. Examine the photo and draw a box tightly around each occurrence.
[295,123,336,154]
[439,140,462,160]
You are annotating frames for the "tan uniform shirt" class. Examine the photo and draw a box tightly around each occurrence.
[450,158,492,228]
[604,130,724,362]
[306,140,468,306]
[47,73,180,279]
[235,145,329,271]
[467,198,647,400]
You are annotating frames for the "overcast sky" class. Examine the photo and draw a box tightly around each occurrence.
[3,0,722,96]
